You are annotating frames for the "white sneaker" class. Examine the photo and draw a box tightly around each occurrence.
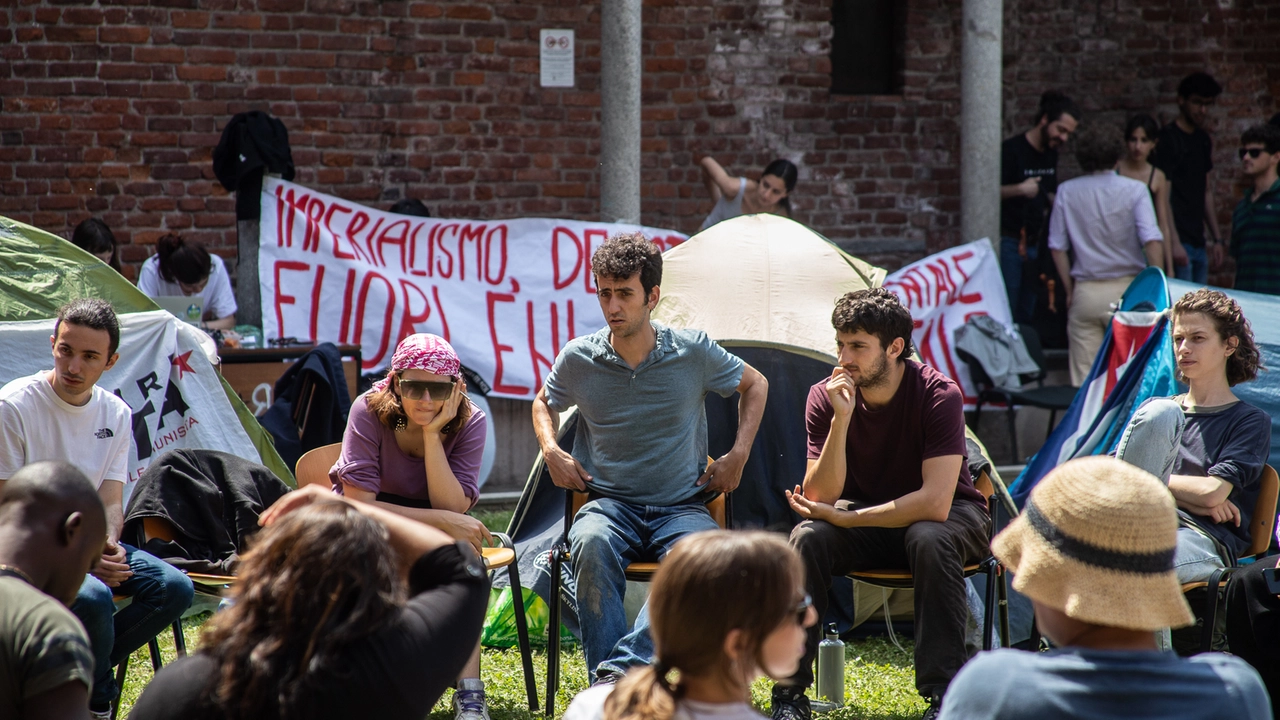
[453,679,490,720]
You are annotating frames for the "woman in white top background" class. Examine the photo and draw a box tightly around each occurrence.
[698,157,798,231]
[137,234,238,331]
[563,530,815,720]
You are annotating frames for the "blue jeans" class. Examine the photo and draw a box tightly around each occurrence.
[1116,398,1228,583]
[568,497,719,681]
[71,544,194,709]
[1000,236,1038,323]
[1174,245,1209,284]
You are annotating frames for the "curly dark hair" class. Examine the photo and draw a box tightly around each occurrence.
[1074,123,1125,173]
[1172,289,1264,387]
[592,232,663,299]
[1241,124,1280,155]
[831,288,915,359]
[199,500,403,720]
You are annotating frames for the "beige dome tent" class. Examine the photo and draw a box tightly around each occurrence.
[654,214,887,358]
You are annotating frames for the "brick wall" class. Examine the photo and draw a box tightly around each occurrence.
[2,0,1278,284]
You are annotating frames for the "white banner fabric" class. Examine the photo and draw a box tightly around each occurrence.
[0,311,262,491]
[882,238,1014,406]
[258,178,689,400]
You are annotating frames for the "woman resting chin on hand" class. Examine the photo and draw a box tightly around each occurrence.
[328,332,495,720]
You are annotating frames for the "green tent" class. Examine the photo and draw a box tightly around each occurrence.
[0,215,293,484]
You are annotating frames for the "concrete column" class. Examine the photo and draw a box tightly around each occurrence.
[599,0,642,225]
[960,0,1003,244]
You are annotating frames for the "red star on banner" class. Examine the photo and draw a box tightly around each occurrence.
[171,351,196,380]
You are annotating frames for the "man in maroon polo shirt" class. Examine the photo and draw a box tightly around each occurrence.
[770,288,990,720]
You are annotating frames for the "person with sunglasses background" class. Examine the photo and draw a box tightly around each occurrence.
[328,332,494,720]
[1230,123,1280,295]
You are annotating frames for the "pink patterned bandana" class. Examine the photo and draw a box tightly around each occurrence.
[373,333,461,391]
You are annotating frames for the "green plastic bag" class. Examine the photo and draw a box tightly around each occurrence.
[481,586,576,648]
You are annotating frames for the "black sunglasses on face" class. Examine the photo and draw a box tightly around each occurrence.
[1240,147,1268,159]
[793,594,813,626]
[398,378,455,401]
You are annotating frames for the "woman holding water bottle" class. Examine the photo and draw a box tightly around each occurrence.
[137,233,238,330]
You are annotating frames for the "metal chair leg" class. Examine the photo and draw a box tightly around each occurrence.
[111,658,129,720]
[494,533,538,712]
[1201,567,1231,653]
[1046,409,1058,441]
[546,545,564,718]
[1006,405,1020,464]
[997,562,1011,648]
[982,559,998,651]
[172,619,187,657]
[147,636,163,672]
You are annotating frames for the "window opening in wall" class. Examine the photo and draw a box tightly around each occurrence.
[830,0,906,95]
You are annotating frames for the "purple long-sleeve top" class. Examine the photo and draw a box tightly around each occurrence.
[330,393,486,508]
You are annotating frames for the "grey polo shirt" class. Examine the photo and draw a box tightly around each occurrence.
[543,323,745,506]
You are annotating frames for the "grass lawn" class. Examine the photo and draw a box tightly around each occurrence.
[114,507,929,720]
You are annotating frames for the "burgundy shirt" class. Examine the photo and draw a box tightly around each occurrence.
[805,359,984,508]
[330,393,486,508]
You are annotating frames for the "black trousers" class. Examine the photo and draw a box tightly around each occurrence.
[1226,555,1280,717]
[782,500,990,699]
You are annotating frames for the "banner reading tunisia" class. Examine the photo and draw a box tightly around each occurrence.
[259,178,688,400]
[882,238,1013,406]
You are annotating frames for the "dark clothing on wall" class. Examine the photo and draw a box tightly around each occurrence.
[1232,179,1280,295]
[1175,401,1272,558]
[804,359,985,508]
[1000,134,1059,240]
[127,542,489,720]
[212,110,296,220]
[1154,122,1214,248]
[122,449,293,575]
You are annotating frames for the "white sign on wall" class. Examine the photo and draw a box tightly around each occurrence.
[540,29,575,88]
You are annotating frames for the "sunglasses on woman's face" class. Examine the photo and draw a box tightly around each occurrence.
[1239,147,1268,159]
[398,378,455,401]
[792,594,813,626]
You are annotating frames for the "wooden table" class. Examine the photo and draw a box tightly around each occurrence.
[219,344,361,416]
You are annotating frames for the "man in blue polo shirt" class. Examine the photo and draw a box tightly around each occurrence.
[1231,123,1280,295]
[532,232,769,683]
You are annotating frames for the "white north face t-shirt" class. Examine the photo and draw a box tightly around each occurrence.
[0,372,132,487]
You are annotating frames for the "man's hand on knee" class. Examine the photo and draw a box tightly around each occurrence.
[545,446,591,492]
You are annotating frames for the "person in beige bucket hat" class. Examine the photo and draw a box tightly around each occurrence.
[939,456,1270,719]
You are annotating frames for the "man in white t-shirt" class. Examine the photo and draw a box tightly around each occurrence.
[1048,124,1164,385]
[0,299,193,718]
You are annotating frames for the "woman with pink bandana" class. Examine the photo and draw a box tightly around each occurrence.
[330,333,494,720]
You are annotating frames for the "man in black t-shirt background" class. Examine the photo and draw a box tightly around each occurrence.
[1154,72,1224,284]
[1000,92,1081,324]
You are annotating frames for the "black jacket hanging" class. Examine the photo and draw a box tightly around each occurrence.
[212,111,296,221]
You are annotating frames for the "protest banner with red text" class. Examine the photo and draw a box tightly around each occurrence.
[882,239,1012,406]
[259,178,687,400]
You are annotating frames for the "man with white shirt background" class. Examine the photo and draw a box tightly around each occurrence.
[1049,124,1165,385]
[0,298,193,719]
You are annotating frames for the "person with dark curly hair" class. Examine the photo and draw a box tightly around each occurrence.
[772,288,990,720]
[531,231,769,684]
[1049,123,1165,385]
[1114,289,1269,585]
[128,484,489,720]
